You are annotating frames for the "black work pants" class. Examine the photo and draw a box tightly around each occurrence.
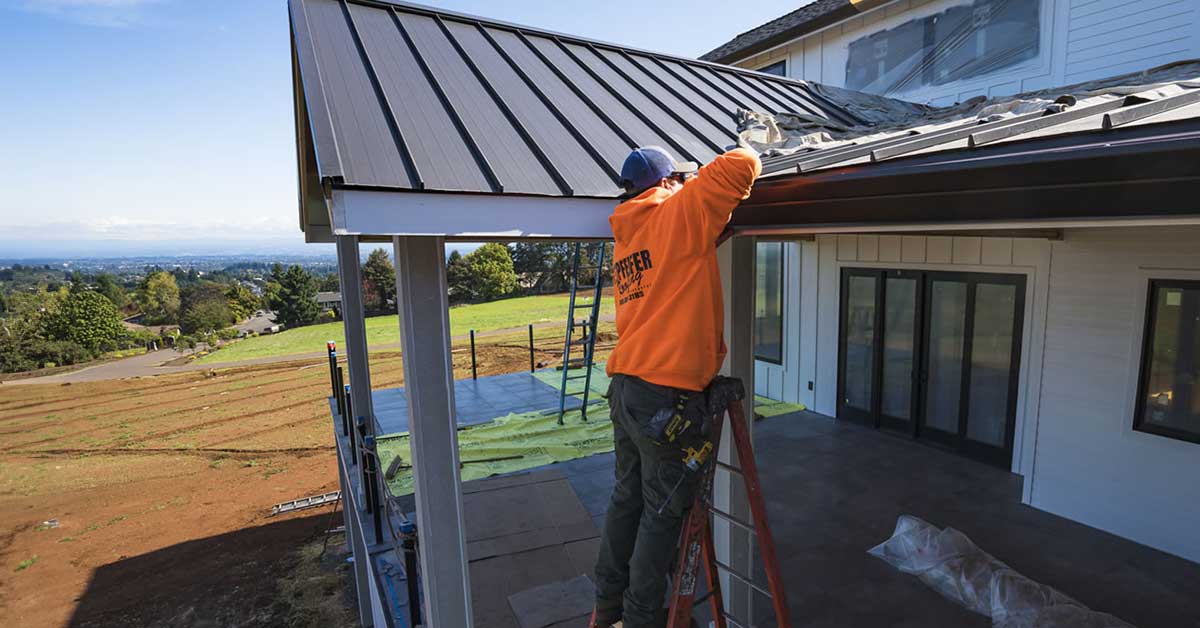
[593,374,702,628]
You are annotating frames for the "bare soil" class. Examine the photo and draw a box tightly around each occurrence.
[0,327,613,627]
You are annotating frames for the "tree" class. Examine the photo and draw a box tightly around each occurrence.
[464,243,517,301]
[138,271,180,324]
[318,272,340,292]
[44,290,125,354]
[274,265,319,329]
[224,283,259,320]
[362,248,395,312]
[94,273,128,310]
[180,299,236,334]
[446,249,472,303]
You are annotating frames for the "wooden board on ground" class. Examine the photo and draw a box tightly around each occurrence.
[463,468,600,628]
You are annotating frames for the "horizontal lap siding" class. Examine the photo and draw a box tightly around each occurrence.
[1065,0,1198,82]
[1034,227,1200,563]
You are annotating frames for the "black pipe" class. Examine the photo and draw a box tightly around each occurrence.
[400,520,422,626]
[364,434,383,545]
[470,329,477,380]
[528,324,535,372]
[356,416,371,513]
[335,366,346,424]
[327,342,338,404]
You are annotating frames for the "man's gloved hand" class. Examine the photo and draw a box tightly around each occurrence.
[730,109,772,156]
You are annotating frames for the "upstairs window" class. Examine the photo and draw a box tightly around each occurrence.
[756,60,787,77]
[1136,280,1200,444]
[845,0,1041,96]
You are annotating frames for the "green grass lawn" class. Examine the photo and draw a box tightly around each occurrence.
[197,292,613,364]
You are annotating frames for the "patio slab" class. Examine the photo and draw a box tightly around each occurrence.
[553,411,1200,628]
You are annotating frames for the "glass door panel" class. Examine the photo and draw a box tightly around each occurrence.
[966,283,1018,447]
[923,280,968,440]
[880,275,918,430]
[840,271,879,424]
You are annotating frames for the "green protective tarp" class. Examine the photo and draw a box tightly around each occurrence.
[378,403,611,496]
[377,363,806,496]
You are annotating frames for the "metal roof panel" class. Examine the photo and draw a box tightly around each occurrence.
[291,0,862,208]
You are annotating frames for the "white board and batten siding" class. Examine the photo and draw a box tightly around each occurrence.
[769,228,1200,563]
[754,242,806,405]
[1032,227,1200,564]
[734,0,1200,106]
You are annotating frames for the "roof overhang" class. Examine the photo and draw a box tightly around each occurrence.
[328,189,616,240]
[731,118,1200,234]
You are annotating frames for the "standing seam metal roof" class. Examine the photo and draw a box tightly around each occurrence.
[290,0,863,200]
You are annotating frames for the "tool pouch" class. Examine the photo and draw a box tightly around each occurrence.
[642,390,708,446]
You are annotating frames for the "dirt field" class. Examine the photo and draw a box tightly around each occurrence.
[0,327,613,627]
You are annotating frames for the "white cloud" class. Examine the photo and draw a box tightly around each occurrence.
[10,0,164,27]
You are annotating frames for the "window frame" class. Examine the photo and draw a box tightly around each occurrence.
[755,60,787,77]
[754,241,785,365]
[1134,278,1200,445]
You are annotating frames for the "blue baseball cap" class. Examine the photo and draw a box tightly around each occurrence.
[619,146,698,196]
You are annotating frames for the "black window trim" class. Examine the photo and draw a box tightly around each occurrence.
[755,59,787,77]
[754,241,785,365]
[1134,278,1200,445]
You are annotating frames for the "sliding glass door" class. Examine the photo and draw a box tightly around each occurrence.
[839,268,1025,467]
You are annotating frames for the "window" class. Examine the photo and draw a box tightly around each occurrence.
[845,0,1041,95]
[756,60,786,77]
[1135,280,1200,444]
[755,242,784,364]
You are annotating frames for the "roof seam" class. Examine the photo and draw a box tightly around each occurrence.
[513,31,639,151]
[621,51,737,143]
[585,43,726,155]
[340,0,425,189]
[475,25,622,185]
[552,37,702,163]
[292,0,346,181]
[388,6,505,193]
[434,14,574,195]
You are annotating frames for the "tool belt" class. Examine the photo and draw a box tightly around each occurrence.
[640,376,745,446]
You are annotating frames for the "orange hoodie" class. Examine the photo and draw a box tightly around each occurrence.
[605,148,762,392]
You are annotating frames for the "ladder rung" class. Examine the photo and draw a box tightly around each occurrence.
[715,461,743,475]
[721,610,750,628]
[714,559,772,599]
[709,507,757,534]
[574,303,596,308]
[576,284,597,290]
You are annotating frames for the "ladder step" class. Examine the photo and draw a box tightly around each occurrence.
[574,303,596,308]
[714,558,773,598]
[716,461,743,475]
[709,507,757,534]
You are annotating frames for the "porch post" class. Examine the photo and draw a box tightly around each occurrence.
[715,235,756,623]
[335,235,375,626]
[336,236,377,440]
[392,235,474,628]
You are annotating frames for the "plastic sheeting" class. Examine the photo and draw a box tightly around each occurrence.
[868,515,1137,628]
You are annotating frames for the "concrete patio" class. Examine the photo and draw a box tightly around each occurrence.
[552,411,1200,628]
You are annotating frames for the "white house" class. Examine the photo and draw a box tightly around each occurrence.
[703,0,1200,106]
[289,0,1200,624]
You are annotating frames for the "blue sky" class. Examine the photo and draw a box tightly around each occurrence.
[0,0,804,254]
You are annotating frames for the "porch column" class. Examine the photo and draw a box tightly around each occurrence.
[336,236,377,439]
[715,235,757,624]
[335,235,375,626]
[392,235,473,628]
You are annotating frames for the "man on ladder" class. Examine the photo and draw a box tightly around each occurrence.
[591,123,768,628]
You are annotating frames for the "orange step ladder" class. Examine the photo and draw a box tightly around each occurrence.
[667,382,791,628]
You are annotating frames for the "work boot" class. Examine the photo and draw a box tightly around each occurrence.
[588,607,623,628]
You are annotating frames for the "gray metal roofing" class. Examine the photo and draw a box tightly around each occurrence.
[757,80,1200,179]
[289,0,863,200]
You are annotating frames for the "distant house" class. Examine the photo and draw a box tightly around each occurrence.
[703,0,1200,106]
[316,291,341,316]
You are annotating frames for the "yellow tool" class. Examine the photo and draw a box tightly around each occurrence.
[682,441,713,472]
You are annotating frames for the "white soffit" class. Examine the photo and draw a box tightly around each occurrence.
[330,189,617,239]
